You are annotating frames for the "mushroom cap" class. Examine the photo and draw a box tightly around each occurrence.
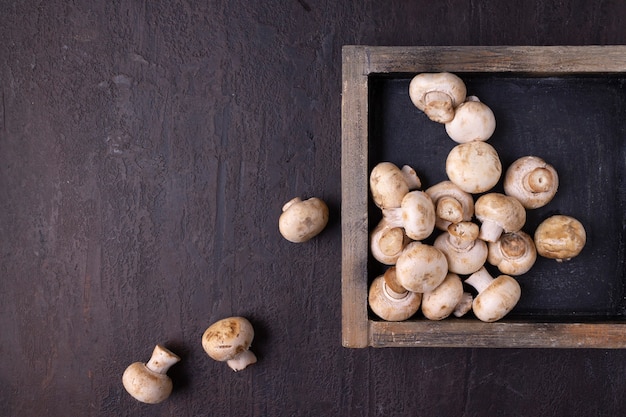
[445,141,502,194]
[369,162,421,209]
[434,228,488,275]
[397,191,436,241]
[122,345,180,404]
[444,96,496,143]
[421,273,464,320]
[425,180,474,231]
[534,215,586,261]
[202,317,255,362]
[409,72,467,123]
[279,197,329,243]
[370,219,410,265]
[504,156,559,209]
[488,231,537,275]
[368,274,422,321]
[395,241,448,293]
[472,275,521,322]
[474,193,526,242]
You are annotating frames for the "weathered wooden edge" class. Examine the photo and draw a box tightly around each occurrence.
[341,46,370,348]
[370,320,626,349]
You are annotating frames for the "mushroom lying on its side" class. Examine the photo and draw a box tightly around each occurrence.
[368,267,422,321]
[122,345,181,404]
[409,72,467,123]
[421,273,465,321]
[370,219,410,265]
[382,191,436,241]
[465,267,521,323]
[474,193,526,243]
[370,162,422,209]
[202,317,257,372]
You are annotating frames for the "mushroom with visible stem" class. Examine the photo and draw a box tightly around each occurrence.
[434,221,488,275]
[395,241,448,293]
[369,162,422,209]
[122,344,181,404]
[534,215,586,262]
[445,141,502,194]
[409,72,467,123]
[279,197,329,243]
[421,273,465,321]
[465,266,521,322]
[488,230,537,275]
[368,267,422,321]
[370,219,410,265]
[474,193,526,243]
[382,191,436,241]
[425,180,474,231]
[202,317,257,372]
[504,156,559,209]
[444,96,496,143]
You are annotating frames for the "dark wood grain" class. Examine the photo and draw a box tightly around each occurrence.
[2,1,626,416]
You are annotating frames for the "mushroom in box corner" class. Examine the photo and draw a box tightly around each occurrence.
[465,267,521,322]
[409,72,467,123]
[368,267,422,321]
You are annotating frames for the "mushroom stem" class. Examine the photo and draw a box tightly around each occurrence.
[525,168,554,193]
[146,345,181,375]
[478,219,504,243]
[401,165,422,190]
[227,350,258,372]
[453,292,474,317]
[281,197,301,212]
[423,91,455,122]
[464,267,494,293]
[436,196,464,224]
[381,207,403,229]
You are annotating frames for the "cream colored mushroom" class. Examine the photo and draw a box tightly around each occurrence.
[370,162,422,209]
[504,156,559,209]
[465,267,521,322]
[382,191,436,241]
[444,96,496,143]
[409,72,467,123]
[202,317,257,372]
[488,230,537,275]
[421,273,464,321]
[370,219,410,265]
[434,221,488,275]
[425,180,474,231]
[453,292,474,318]
[445,141,502,194]
[368,267,422,321]
[279,197,329,243]
[395,241,448,293]
[534,215,586,262]
[122,345,181,404]
[474,193,526,242]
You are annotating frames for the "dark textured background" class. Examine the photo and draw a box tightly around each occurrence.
[1,1,625,416]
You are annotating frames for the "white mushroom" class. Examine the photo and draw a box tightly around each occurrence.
[279,197,329,243]
[425,180,474,231]
[368,267,422,321]
[452,292,474,318]
[370,162,422,209]
[504,156,559,209]
[465,267,521,322]
[395,241,448,293]
[370,219,410,265]
[433,221,488,275]
[122,345,181,404]
[534,215,586,262]
[202,317,257,372]
[421,273,464,321]
[444,96,496,143]
[474,193,526,243]
[445,141,502,194]
[487,230,537,275]
[409,72,467,123]
[382,191,436,241]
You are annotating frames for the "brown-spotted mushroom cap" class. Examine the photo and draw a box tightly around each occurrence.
[122,345,181,404]
[370,162,422,209]
[504,156,559,209]
[421,273,464,321]
[474,193,526,243]
[382,191,436,241]
[202,316,257,372]
[446,141,502,194]
[409,72,467,123]
[488,230,537,275]
[465,267,521,322]
[368,268,422,322]
[434,221,488,275]
[279,197,329,243]
[444,96,496,143]
[534,215,586,262]
[370,219,410,265]
[395,241,448,293]
[425,180,474,231]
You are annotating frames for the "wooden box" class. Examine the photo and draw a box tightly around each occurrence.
[341,46,626,348]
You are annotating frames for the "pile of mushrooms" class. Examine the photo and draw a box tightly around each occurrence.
[367,72,587,323]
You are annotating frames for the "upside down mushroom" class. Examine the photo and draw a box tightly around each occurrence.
[409,72,467,123]
[504,156,559,209]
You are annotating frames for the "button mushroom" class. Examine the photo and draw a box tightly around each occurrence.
[381,190,436,241]
[445,141,502,194]
[434,221,488,275]
[425,180,474,231]
[534,215,586,262]
[369,162,422,209]
[464,266,521,322]
[368,267,422,321]
[504,156,559,209]
[202,316,257,372]
[370,219,410,265]
[408,72,467,123]
[421,272,465,321]
[395,241,448,293]
[444,96,496,143]
[487,230,537,275]
[122,344,181,404]
[474,193,526,243]
[279,197,329,243]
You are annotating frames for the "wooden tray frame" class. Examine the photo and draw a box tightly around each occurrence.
[341,45,626,349]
